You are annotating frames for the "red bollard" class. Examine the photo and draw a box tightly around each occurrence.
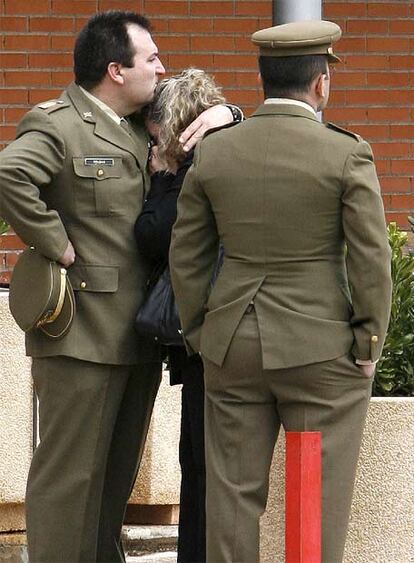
[285,432,322,563]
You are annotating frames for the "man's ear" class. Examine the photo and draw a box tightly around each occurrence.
[314,73,325,98]
[107,62,124,85]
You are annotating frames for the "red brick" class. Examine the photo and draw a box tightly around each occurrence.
[51,35,75,51]
[391,161,414,175]
[367,72,410,87]
[332,72,366,87]
[345,55,388,70]
[371,142,410,158]
[0,54,27,68]
[367,37,409,53]
[4,34,50,50]
[214,54,257,70]
[145,1,189,16]
[380,176,411,193]
[336,38,366,53]
[222,88,260,106]
[52,1,97,15]
[0,16,28,31]
[191,35,234,52]
[343,124,390,140]
[385,213,410,228]
[345,89,390,105]
[236,72,260,87]
[346,19,388,34]
[324,3,367,17]
[234,36,255,52]
[389,56,414,70]
[0,271,11,285]
[0,125,17,140]
[191,2,233,16]
[327,90,346,106]
[99,0,140,10]
[169,18,213,33]
[235,2,271,17]
[390,125,414,139]
[0,89,29,104]
[29,16,75,32]
[374,159,390,175]
[51,71,74,86]
[390,20,414,34]
[5,0,49,14]
[214,17,259,33]
[151,18,169,33]
[368,3,409,17]
[75,17,89,32]
[388,194,414,210]
[0,233,25,251]
[29,89,62,104]
[29,53,72,68]
[213,71,237,87]
[392,91,414,110]
[5,71,50,87]
[156,35,190,52]
[169,54,213,70]
[4,107,28,122]
[367,107,411,122]
[323,107,368,123]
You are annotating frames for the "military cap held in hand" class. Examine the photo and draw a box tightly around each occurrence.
[251,20,342,63]
[9,247,75,339]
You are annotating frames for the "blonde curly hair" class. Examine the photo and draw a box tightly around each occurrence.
[143,68,226,168]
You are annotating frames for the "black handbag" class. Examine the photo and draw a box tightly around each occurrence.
[135,263,183,346]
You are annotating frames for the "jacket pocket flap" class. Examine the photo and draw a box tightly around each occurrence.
[73,157,122,180]
[69,265,119,293]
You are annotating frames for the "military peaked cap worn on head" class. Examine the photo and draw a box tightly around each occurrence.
[9,247,76,339]
[251,20,342,63]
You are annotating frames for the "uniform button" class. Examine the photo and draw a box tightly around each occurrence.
[80,281,87,289]
[371,335,378,343]
[97,169,104,177]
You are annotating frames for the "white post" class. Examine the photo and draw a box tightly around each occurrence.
[273,0,321,25]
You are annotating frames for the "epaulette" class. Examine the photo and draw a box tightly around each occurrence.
[326,122,361,141]
[203,120,239,140]
[36,99,69,113]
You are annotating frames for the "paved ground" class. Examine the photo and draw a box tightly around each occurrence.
[0,526,178,562]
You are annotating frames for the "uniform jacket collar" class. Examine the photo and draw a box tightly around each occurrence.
[251,103,320,123]
[64,82,149,173]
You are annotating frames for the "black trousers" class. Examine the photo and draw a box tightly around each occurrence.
[177,359,206,563]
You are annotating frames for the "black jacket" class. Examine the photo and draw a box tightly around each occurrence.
[135,152,203,384]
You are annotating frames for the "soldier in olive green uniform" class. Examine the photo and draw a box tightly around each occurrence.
[0,11,236,563]
[170,21,392,563]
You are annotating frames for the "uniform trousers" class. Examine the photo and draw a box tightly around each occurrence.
[27,356,161,563]
[203,308,372,563]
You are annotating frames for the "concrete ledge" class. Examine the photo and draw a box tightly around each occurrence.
[260,397,414,562]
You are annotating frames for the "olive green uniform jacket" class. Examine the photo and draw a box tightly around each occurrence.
[0,83,155,365]
[170,104,392,369]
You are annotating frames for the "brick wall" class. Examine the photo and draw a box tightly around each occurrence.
[0,1,413,282]
[323,1,414,228]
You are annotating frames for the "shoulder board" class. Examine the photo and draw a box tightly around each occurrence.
[326,122,361,141]
[36,99,68,113]
[203,120,239,140]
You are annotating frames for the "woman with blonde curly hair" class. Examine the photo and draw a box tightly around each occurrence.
[134,68,229,563]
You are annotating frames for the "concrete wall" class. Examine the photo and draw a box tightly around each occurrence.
[0,289,181,533]
[0,290,32,532]
[260,397,414,563]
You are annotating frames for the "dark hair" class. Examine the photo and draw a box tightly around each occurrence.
[258,54,328,99]
[74,10,151,90]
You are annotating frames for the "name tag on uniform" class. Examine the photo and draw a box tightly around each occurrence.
[84,157,115,166]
